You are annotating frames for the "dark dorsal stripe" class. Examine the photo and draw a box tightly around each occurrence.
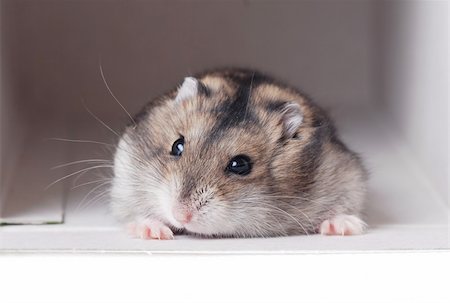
[207,71,269,142]
[197,80,211,97]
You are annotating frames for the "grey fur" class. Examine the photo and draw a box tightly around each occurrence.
[110,68,368,238]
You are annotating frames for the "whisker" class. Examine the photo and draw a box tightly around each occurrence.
[76,181,111,212]
[99,62,137,129]
[262,213,287,237]
[71,178,112,190]
[47,136,151,169]
[72,168,96,186]
[286,205,314,229]
[46,137,116,148]
[72,164,114,187]
[46,165,113,190]
[245,200,310,235]
[82,99,120,138]
[260,194,334,213]
[52,159,112,170]
[76,188,110,213]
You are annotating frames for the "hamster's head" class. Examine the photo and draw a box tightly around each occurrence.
[111,73,329,237]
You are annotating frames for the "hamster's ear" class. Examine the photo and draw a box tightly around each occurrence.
[175,77,198,103]
[281,102,303,138]
[175,77,209,103]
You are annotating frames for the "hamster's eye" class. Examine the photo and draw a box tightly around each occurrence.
[170,136,185,156]
[226,155,252,176]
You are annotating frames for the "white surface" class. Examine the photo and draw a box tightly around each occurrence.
[0,225,447,252]
[0,108,448,251]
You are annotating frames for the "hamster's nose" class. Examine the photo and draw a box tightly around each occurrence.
[173,208,193,224]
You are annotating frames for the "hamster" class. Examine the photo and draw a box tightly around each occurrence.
[110,68,367,239]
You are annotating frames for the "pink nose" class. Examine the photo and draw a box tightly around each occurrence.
[173,209,193,224]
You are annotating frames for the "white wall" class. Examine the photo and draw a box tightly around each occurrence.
[2,0,375,122]
[377,0,449,204]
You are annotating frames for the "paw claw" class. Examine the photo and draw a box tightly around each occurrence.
[126,219,174,240]
[319,215,366,236]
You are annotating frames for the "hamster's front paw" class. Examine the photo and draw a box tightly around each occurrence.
[319,214,367,236]
[126,219,174,240]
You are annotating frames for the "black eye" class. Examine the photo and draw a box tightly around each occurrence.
[226,155,252,176]
[170,136,185,156]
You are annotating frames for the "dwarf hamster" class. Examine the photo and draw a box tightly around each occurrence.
[110,68,367,239]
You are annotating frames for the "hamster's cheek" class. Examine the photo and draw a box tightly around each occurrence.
[153,175,185,229]
[180,207,221,235]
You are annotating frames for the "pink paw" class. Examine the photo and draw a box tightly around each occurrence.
[127,219,174,240]
[319,215,367,236]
